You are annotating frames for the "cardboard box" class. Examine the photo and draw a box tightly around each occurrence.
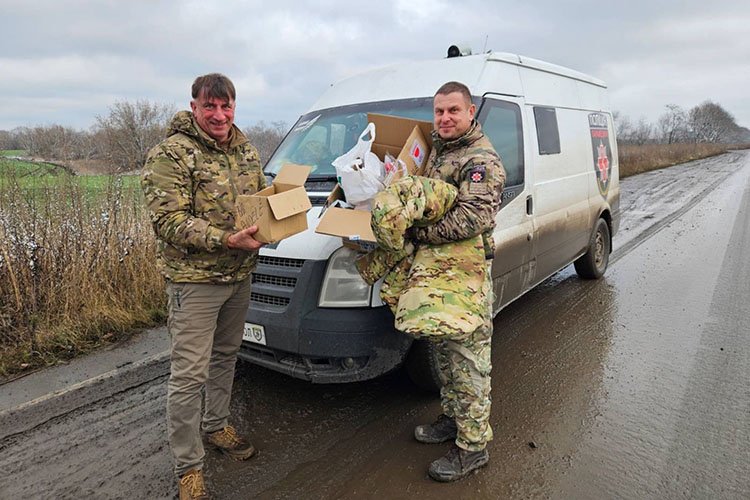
[315,205,376,242]
[314,115,433,249]
[235,163,312,243]
[368,113,432,177]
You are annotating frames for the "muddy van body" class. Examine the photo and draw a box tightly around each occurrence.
[238,49,620,388]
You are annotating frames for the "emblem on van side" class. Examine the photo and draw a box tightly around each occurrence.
[589,113,612,196]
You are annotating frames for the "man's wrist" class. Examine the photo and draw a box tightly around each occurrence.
[221,231,233,249]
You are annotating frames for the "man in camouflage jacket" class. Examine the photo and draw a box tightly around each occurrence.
[410,81,506,482]
[142,73,265,500]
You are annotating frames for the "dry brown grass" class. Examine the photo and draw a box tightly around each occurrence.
[0,168,165,378]
[618,143,748,178]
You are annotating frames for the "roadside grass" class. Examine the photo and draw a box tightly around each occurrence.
[619,143,747,178]
[0,158,164,378]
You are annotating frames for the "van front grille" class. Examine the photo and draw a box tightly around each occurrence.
[250,256,307,311]
[250,292,291,307]
[253,273,297,288]
[258,256,305,268]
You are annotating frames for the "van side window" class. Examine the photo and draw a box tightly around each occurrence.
[533,106,561,155]
[476,98,524,187]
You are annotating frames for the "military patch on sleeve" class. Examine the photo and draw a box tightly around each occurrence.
[468,165,488,194]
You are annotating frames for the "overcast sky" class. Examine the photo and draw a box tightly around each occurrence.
[2,0,749,132]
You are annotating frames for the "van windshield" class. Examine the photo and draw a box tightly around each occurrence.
[265,98,434,179]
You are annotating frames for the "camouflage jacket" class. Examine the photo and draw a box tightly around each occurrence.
[355,175,458,285]
[353,174,489,339]
[413,121,505,259]
[141,111,266,283]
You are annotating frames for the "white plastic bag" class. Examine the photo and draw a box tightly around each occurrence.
[332,123,385,208]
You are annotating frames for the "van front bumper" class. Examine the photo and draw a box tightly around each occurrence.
[239,256,413,383]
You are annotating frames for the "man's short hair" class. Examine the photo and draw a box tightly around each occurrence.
[192,73,236,101]
[435,81,472,105]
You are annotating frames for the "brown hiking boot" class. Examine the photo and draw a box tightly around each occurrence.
[206,425,257,460]
[428,444,489,482]
[414,414,458,444]
[179,468,208,500]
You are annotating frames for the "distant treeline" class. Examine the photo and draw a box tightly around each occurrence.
[614,101,750,146]
[0,99,748,174]
[0,100,287,174]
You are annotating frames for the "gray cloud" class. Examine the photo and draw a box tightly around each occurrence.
[1,0,748,131]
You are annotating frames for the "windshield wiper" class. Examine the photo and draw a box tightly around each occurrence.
[307,174,338,181]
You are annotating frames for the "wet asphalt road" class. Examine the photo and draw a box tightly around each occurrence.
[1,151,749,499]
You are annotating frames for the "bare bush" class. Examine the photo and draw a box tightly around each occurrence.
[94,100,174,173]
[0,168,165,376]
[242,120,287,164]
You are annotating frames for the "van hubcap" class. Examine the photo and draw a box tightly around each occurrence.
[594,230,606,268]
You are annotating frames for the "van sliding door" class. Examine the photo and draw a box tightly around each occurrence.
[528,105,592,283]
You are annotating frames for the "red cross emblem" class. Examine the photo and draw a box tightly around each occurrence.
[597,141,609,182]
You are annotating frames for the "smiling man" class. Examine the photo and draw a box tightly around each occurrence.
[142,73,266,500]
[409,81,506,482]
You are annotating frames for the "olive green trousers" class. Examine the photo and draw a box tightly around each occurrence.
[165,279,252,476]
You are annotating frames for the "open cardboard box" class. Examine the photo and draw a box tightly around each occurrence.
[235,163,312,243]
[315,115,433,250]
[367,113,432,178]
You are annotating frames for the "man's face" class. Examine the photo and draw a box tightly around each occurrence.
[433,91,476,140]
[191,92,235,144]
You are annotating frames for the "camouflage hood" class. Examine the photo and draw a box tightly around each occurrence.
[167,110,249,151]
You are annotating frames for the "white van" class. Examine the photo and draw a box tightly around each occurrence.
[238,47,620,390]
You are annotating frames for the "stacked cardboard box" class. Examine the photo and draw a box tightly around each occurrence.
[315,114,432,250]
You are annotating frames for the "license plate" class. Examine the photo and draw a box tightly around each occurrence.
[243,323,266,345]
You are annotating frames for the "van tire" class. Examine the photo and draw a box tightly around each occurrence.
[405,340,442,393]
[574,218,611,279]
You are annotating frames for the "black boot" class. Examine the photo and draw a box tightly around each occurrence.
[428,444,489,482]
[414,414,457,444]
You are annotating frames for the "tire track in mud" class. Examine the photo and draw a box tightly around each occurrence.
[612,151,747,265]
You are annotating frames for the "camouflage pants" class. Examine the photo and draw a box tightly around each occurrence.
[435,262,493,451]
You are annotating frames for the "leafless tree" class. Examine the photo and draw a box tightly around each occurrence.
[688,101,738,143]
[0,129,23,150]
[657,104,689,144]
[612,111,633,142]
[735,126,750,143]
[94,100,174,172]
[15,125,89,160]
[242,120,287,164]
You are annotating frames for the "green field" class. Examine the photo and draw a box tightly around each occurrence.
[0,149,26,157]
[0,156,140,190]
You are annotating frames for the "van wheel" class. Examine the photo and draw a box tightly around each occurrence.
[574,218,611,279]
[405,339,442,393]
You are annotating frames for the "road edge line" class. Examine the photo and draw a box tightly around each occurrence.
[0,350,171,440]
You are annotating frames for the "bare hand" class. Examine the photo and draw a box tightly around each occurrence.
[227,225,265,251]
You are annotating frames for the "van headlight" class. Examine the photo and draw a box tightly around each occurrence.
[319,246,372,307]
